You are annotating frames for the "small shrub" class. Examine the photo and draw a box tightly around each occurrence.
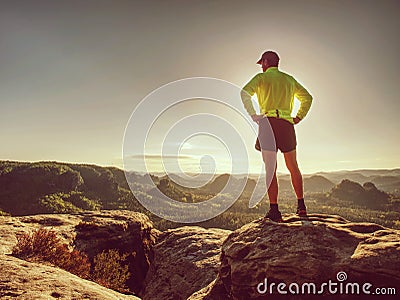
[12,230,34,257]
[12,228,132,292]
[12,228,90,279]
[92,249,131,292]
[52,244,91,279]
[13,228,60,260]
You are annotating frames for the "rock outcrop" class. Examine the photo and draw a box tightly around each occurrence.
[141,226,231,300]
[329,179,389,208]
[0,255,140,299]
[0,210,160,298]
[2,211,399,300]
[73,211,159,292]
[192,214,400,299]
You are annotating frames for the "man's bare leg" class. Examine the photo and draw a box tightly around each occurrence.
[261,149,278,203]
[283,149,307,215]
[268,171,278,204]
[261,149,282,221]
[283,149,303,199]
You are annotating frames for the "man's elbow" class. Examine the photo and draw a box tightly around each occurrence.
[304,94,313,105]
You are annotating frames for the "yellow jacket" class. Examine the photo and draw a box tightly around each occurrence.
[241,67,313,124]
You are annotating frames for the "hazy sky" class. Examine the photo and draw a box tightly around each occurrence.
[1,0,399,174]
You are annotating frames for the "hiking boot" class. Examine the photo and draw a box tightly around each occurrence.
[266,209,283,222]
[296,206,307,217]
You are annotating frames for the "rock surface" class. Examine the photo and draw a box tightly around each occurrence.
[73,211,159,292]
[2,211,399,300]
[195,214,400,300]
[141,226,231,300]
[0,210,160,298]
[0,255,140,299]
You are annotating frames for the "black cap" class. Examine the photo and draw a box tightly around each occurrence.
[256,51,280,65]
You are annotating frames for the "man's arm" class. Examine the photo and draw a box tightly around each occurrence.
[241,74,260,116]
[294,80,313,120]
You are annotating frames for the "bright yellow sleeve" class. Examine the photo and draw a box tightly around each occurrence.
[241,74,260,116]
[294,79,313,120]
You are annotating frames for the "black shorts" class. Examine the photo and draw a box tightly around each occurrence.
[257,117,297,153]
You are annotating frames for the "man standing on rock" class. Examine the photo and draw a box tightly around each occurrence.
[241,50,313,222]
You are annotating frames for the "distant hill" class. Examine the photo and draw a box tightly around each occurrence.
[1,160,399,229]
[0,160,146,216]
[277,175,334,193]
[277,178,292,191]
[304,175,335,192]
[313,169,400,192]
[368,175,400,194]
[164,173,334,194]
[151,173,257,203]
[149,169,400,193]
[329,179,390,209]
[202,174,256,195]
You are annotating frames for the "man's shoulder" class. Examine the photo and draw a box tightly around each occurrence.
[249,72,264,81]
[276,69,298,83]
[262,69,296,81]
[276,69,294,77]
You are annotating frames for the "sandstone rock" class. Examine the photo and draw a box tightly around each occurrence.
[73,211,159,293]
[196,214,400,300]
[0,214,82,255]
[0,254,140,299]
[0,210,160,297]
[187,276,228,300]
[141,226,231,300]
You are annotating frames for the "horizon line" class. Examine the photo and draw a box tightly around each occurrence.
[1,159,399,176]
